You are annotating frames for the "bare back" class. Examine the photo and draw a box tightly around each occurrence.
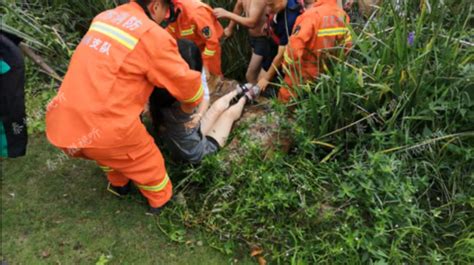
[241,0,267,37]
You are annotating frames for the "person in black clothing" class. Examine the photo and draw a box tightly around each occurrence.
[0,32,27,158]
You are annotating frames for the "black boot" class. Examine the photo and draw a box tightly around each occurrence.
[148,206,162,215]
[107,182,131,197]
[147,196,176,215]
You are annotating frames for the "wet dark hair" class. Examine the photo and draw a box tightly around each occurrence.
[149,39,203,126]
[135,0,153,18]
[136,0,152,6]
[176,39,203,72]
[135,0,173,8]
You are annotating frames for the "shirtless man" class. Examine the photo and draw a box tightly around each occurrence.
[213,1,276,84]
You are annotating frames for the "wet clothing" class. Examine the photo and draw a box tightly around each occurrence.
[280,0,352,102]
[46,2,203,207]
[157,105,219,164]
[166,0,224,76]
[249,36,278,71]
[0,33,27,158]
[149,86,220,165]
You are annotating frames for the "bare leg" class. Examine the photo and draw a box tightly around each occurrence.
[246,53,264,84]
[205,97,246,147]
[201,90,239,135]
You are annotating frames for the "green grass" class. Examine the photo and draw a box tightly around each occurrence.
[1,136,253,264]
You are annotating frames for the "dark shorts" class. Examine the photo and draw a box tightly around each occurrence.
[249,36,278,71]
[156,105,219,164]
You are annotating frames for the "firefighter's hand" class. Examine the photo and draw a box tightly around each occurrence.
[257,78,270,92]
[224,27,233,38]
[213,8,229,19]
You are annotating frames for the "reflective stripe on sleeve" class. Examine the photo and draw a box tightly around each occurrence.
[318,27,349,37]
[182,84,204,104]
[203,48,216,56]
[181,26,195,36]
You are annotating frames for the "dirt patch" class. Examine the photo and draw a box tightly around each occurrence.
[208,78,293,160]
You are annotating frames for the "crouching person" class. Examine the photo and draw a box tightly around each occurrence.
[45,0,203,214]
[164,0,225,79]
[280,0,352,102]
[150,39,259,164]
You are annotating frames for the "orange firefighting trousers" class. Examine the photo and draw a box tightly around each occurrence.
[63,132,172,208]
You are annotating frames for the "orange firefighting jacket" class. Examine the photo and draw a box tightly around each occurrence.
[46,2,203,149]
[166,0,224,76]
[281,0,352,101]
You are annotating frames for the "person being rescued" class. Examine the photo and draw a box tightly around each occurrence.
[163,0,224,80]
[150,39,260,164]
[280,0,352,102]
[45,0,204,214]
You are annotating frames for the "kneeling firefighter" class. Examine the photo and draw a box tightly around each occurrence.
[46,0,204,214]
[162,0,224,78]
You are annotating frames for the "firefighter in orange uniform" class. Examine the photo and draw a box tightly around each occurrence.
[281,0,352,102]
[45,0,204,214]
[164,0,224,77]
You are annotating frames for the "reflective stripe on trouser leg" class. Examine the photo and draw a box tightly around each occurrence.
[99,164,130,187]
[135,174,169,191]
[99,165,113,173]
[86,132,172,208]
[135,173,172,208]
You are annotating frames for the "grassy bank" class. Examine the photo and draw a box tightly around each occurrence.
[1,136,253,264]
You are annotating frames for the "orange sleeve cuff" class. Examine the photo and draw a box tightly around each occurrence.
[180,83,204,107]
[203,55,222,76]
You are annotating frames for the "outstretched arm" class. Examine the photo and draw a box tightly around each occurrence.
[222,0,243,38]
[257,45,286,90]
[214,0,266,29]
[185,72,211,128]
[145,31,203,110]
